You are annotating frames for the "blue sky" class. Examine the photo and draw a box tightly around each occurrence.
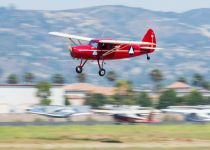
[0,0,210,12]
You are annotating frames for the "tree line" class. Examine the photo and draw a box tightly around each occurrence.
[84,69,210,108]
[149,69,210,91]
[6,73,65,84]
[5,70,117,84]
[85,81,210,109]
[4,69,210,108]
[5,70,210,91]
[34,78,210,108]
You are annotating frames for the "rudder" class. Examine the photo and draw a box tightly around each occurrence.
[142,29,156,48]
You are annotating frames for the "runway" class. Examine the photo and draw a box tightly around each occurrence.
[1,141,210,149]
[0,121,115,126]
[0,120,207,126]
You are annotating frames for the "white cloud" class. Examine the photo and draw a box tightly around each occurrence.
[41,44,63,52]
[199,27,210,39]
[0,28,14,33]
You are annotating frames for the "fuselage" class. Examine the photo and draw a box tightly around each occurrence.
[70,39,155,60]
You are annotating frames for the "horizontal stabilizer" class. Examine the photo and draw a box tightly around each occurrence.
[141,47,163,50]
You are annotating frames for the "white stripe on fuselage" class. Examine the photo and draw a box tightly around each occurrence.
[78,49,149,52]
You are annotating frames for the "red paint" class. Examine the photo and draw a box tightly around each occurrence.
[70,29,156,60]
[113,114,160,123]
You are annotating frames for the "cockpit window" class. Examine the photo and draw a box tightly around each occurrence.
[90,41,98,48]
[100,43,108,50]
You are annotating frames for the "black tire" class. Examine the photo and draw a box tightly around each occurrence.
[99,69,106,76]
[76,66,83,73]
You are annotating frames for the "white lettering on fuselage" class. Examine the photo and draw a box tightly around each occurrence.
[92,51,98,56]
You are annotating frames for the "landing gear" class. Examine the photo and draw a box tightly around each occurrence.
[146,54,150,60]
[76,66,83,73]
[75,59,87,74]
[75,59,106,76]
[99,69,106,76]
[97,59,106,76]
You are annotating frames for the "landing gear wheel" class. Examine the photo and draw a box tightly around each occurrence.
[76,66,83,73]
[99,69,106,76]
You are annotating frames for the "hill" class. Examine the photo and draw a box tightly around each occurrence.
[0,5,210,86]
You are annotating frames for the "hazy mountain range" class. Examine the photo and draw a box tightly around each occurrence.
[0,5,210,86]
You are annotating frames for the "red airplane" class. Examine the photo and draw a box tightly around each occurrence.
[49,29,158,76]
[113,113,160,124]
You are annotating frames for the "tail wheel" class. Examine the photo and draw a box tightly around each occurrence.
[146,54,150,60]
[76,66,83,73]
[99,69,106,76]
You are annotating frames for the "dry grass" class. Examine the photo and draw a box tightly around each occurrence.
[0,124,210,143]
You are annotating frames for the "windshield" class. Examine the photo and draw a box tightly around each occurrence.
[90,41,98,48]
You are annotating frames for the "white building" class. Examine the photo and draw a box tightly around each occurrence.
[0,84,64,113]
[0,83,116,113]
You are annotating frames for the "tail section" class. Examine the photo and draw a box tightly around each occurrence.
[142,29,156,46]
[141,29,156,53]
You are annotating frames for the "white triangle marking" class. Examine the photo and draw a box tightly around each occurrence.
[129,46,134,54]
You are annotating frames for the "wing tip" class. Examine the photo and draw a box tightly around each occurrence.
[48,32,60,36]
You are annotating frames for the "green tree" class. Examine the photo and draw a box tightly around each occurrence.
[106,71,117,82]
[149,69,164,91]
[76,73,87,83]
[121,97,136,105]
[52,74,65,84]
[110,94,123,105]
[185,90,203,105]
[64,96,70,106]
[35,81,52,105]
[7,74,19,84]
[114,80,134,105]
[192,73,203,87]
[106,96,117,105]
[157,89,177,109]
[203,97,210,105]
[40,99,51,105]
[202,80,210,90]
[111,93,136,105]
[23,72,35,83]
[135,92,152,107]
[176,96,186,105]
[177,76,187,83]
[85,93,106,108]
[115,80,133,95]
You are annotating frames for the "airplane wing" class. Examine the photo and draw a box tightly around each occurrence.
[99,39,156,46]
[49,32,93,42]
